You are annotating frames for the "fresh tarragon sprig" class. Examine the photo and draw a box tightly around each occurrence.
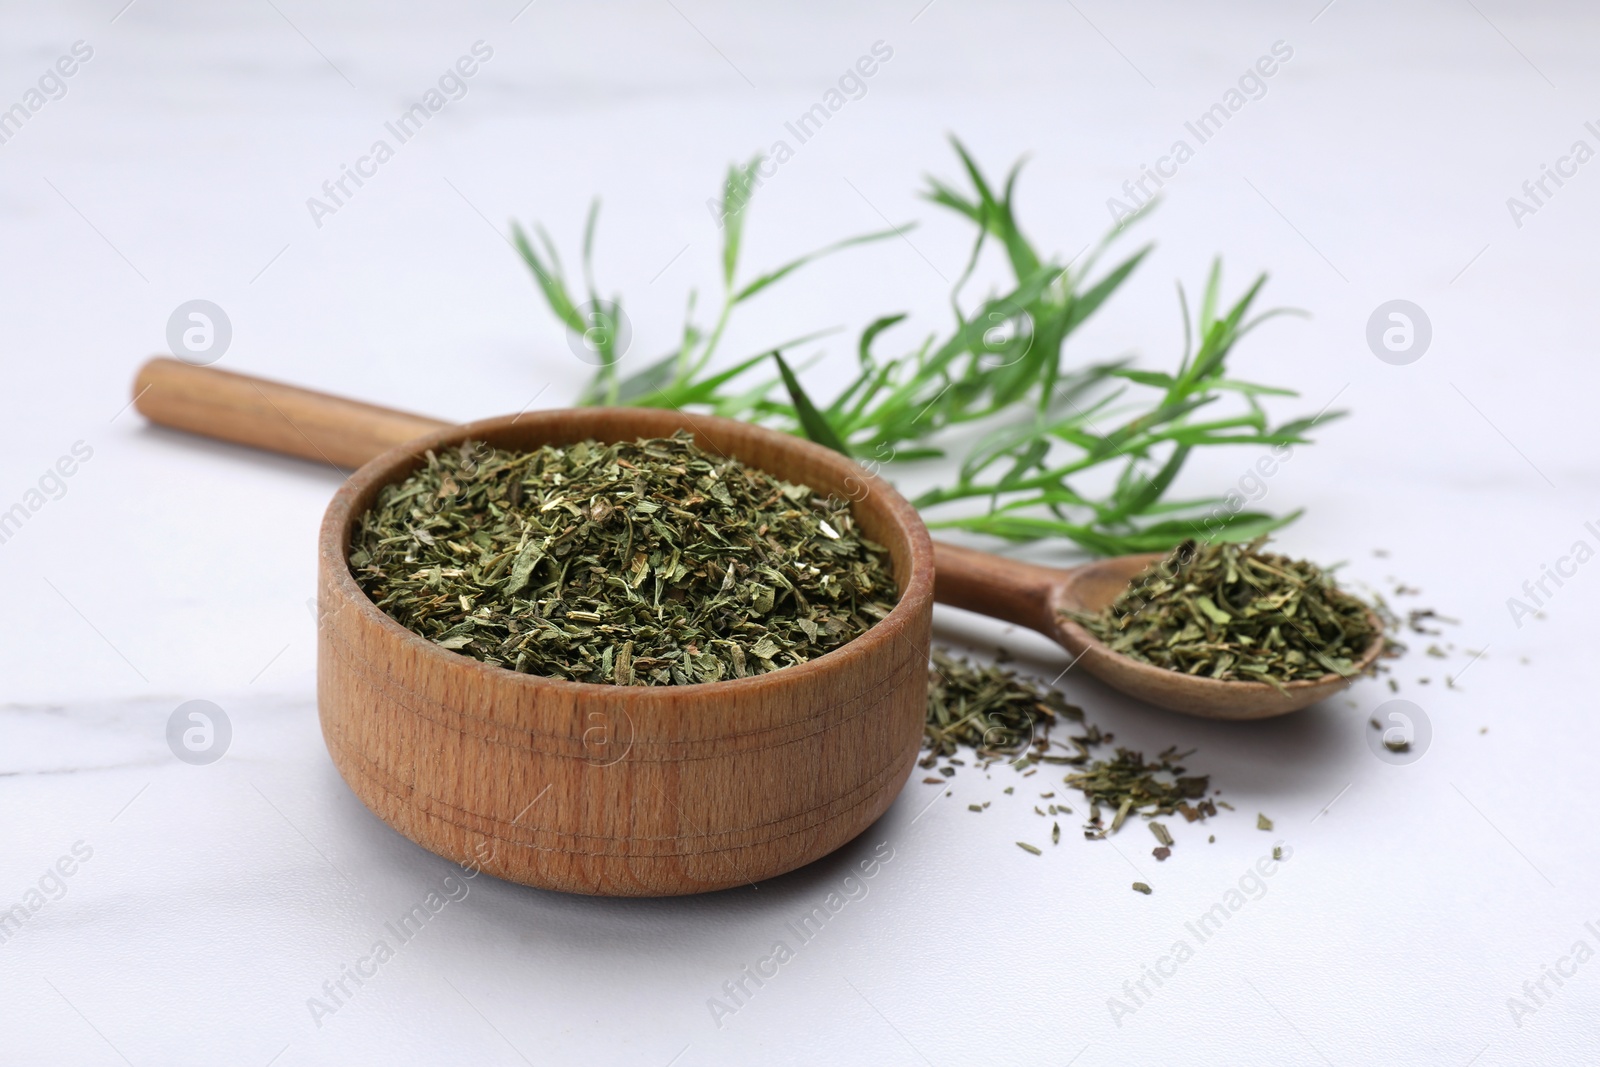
[513,138,1344,556]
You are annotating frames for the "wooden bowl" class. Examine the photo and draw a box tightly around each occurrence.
[316,408,933,896]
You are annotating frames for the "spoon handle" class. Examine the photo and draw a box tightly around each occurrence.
[930,540,1070,635]
[133,358,1078,636]
[134,358,448,468]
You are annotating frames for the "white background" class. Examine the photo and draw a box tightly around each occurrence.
[1,1,1597,1064]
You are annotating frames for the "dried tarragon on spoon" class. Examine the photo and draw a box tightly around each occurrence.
[1067,538,1378,691]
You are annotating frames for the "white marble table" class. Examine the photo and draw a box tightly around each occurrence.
[3,1,1598,1063]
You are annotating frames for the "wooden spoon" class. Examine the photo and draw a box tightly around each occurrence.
[133,356,1382,724]
[930,540,1383,719]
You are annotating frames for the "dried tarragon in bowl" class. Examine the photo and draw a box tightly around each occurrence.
[1067,537,1379,690]
[349,431,897,685]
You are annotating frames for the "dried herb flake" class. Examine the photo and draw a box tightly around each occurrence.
[350,432,896,685]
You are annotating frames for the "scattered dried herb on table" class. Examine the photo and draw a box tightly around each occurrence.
[1068,747,1214,840]
[1368,577,1475,691]
[1068,537,1379,690]
[923,648,1085,761]
[350,431,897,685]
[922,649,1219,848]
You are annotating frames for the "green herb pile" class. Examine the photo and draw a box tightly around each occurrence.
[1069,537,1378,687]
[517,139,1344,556]
[1067,747,1213,840]
[349,432,897,685]
[922,649,1218,848]
[923,647,1085,761]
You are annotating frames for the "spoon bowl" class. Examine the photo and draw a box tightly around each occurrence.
[933,541,1386,719]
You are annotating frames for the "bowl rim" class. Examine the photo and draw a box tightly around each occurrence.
[317,406,935,708]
